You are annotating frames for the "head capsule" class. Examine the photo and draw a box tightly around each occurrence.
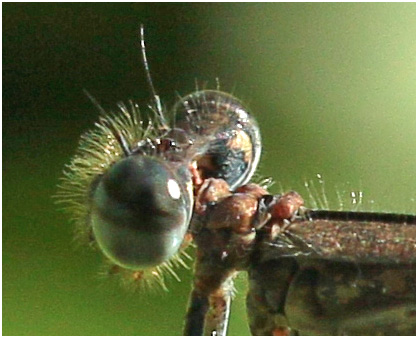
[90,155,193,270]
[173,90,262,189]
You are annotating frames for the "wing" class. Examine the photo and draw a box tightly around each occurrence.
[262,210,416,265]
[247,210,416,335]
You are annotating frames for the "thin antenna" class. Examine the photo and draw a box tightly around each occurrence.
[83,89,131,156]
[83,88,107,116]
[139,25,166,127]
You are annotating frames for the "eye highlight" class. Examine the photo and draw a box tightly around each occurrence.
[167,179,181,200]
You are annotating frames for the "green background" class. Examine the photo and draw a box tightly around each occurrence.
[3,3,415,336]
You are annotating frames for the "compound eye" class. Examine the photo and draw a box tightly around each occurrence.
[90,156,193,270]
[173,90,262,189]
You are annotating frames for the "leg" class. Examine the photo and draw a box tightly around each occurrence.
[184,254,236,336]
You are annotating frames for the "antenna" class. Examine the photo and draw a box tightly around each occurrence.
[83,88,107,116]
[139,25,167,127]
[83,89,131,156]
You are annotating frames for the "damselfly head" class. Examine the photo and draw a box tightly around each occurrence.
[56,26,262,290]
[56,100,195,289]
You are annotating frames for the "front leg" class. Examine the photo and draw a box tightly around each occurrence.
[184,179,268,335]
[184,255,236,336]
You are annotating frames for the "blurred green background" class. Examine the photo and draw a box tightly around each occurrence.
[3,3,415,336]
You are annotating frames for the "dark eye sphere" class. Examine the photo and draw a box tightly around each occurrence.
[90,155,193,270]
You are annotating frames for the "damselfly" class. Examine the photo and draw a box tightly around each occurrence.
[56,26,415,336]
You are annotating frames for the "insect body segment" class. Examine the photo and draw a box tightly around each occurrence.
[186,185,416,335]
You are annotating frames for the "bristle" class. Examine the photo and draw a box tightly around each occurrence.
[54,102,193,291]
[100,244,194,294]
[270,176,385,213]
[304,180,319,209]
[253,176,274,190]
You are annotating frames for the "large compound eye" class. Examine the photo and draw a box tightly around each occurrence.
[173,90,262,189]
[90,156,193,270]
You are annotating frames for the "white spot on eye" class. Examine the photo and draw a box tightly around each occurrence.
[167,179,181,200]
[236,107,248,121]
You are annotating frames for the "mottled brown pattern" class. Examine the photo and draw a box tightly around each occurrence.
[284,219,416,264]
[247,257,415,335]
[186,179,415,335]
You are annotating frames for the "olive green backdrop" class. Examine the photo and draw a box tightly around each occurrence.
[3,3,415,336]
